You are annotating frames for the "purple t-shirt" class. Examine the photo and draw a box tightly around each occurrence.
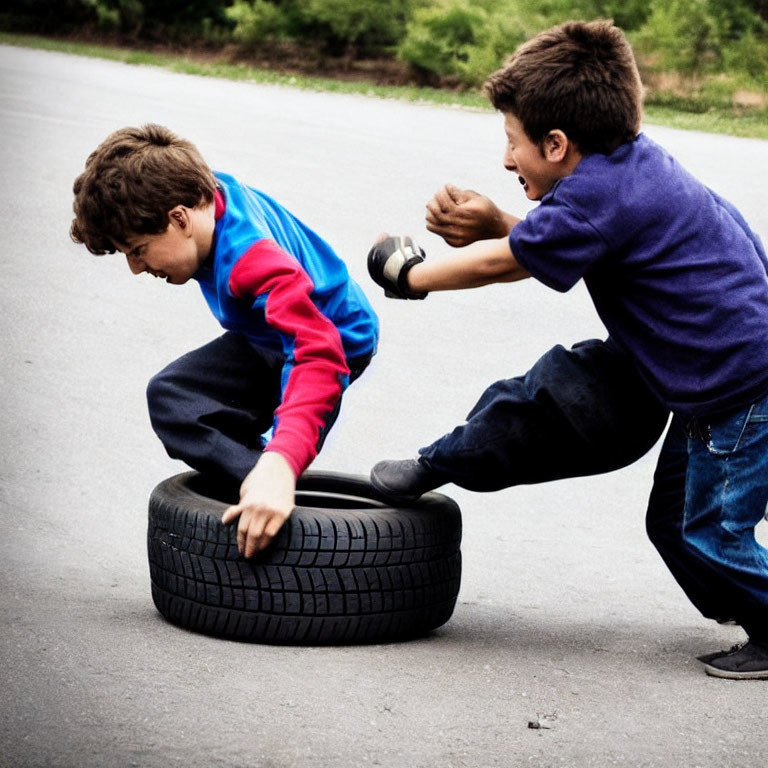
[509,133,768,417]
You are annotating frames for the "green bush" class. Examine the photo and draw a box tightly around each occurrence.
[397,0,563,86]
[534,0,650,30]
[398,0,493,83]
[751,0,768,21]
[636,0,725,72]
[227,0,291,45]
[1,0,766,102]
[305,0,412,54]
[228,0,414,55]
[633,0,767,75]
[89,0,144,33]
[723,29,768,84]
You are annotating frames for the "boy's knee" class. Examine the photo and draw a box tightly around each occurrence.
[645,512,671,551]
[146,369,167,404]
[146,366,182,424]
[644,484,686,553]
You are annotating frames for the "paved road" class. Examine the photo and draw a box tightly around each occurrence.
[1,44,767,768]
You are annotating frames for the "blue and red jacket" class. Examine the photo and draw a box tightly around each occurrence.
[193,171,378,477]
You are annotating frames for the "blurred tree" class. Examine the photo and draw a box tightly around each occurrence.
[537,0,650,30]
[1,0,765,96]
[398,0,488,82]
[634,0,766,74]
[305,0,414,56]
[227,0,291,45]
[747,0,768,21]
[0,0,95,32]
[92,0,232,37]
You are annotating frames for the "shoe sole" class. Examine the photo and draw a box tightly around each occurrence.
[703,664,768,680]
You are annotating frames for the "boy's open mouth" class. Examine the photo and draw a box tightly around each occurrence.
[518,175,528,191]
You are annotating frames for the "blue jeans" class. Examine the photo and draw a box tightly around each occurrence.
[647,397,768,640]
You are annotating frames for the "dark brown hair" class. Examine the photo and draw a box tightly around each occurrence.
[71,124,216,254]
[485,20,643,155]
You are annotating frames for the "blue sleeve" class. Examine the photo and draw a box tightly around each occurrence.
[509,200,610,293]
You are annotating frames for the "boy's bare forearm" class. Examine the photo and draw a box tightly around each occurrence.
[499,211,522,234]
[407,237,530,293]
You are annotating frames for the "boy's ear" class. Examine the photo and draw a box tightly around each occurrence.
[542,130,569,163]
[168,206,189,230]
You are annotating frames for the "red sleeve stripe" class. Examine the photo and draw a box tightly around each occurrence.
[229,239,349,477]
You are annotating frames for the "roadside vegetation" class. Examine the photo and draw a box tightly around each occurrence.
[2,1,767,138]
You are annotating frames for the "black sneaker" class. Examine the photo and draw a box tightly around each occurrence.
[702,640,768,679]
[370,458,446,503]
[696,643,742,664]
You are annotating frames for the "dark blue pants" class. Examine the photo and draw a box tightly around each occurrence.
[419,338,669,491]
[146,331,369,484]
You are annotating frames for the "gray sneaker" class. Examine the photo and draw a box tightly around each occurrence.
[702,641,768,679]
[370,458,446,503]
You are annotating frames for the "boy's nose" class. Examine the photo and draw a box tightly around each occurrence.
[126,254,145,275]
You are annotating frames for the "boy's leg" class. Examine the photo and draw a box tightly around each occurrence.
[681,398,768,648]
[146,332,282,484]
[414,338,668,492]
[645,415,735,621]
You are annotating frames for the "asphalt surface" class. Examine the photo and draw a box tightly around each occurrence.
[1,44,768,768]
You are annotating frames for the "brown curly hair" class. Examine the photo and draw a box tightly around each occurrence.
[71,124,217,254]
[485,20,643,155]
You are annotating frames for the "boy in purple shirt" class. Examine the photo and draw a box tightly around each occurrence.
[367,20,768,678]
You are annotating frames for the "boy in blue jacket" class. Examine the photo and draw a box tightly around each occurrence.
[71,124,378,558]
[368,20,768,678]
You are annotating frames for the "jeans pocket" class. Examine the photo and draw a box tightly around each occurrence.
[705,404,756,455]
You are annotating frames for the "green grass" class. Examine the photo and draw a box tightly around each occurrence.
[0,31,489,107]
[2,31,766,139]
[644,103,768,139]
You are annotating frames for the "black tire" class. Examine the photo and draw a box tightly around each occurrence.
[147,471,462,644]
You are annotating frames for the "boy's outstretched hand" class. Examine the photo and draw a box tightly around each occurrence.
[426,184,514,247]
[222,451,296,558]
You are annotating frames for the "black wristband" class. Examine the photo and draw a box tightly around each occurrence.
[397,257,428,300]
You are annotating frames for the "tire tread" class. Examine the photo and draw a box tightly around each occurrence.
[147,471,461,644]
